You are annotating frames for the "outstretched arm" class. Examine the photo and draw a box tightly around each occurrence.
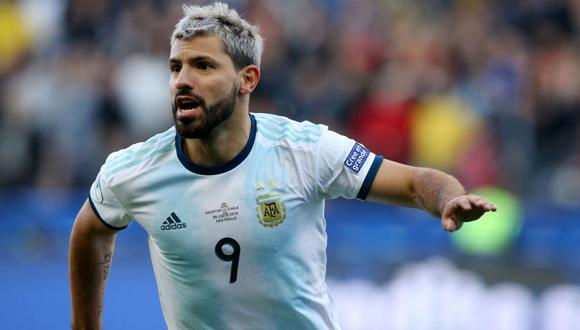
[69,200,118,330]
[366,159,496,232]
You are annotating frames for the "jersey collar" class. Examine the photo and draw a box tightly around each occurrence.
[175,114,256,175]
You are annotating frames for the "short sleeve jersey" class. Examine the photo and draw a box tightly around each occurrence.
[89,113,383,330]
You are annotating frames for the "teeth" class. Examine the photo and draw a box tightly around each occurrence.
[178,99,200,110]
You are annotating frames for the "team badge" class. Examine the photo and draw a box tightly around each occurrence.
[255,180,286,228]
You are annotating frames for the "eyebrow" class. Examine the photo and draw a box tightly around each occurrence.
[169,55,217,65]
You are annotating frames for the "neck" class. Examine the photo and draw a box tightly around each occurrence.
[182,104,251,166]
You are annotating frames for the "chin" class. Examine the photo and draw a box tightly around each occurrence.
[175,122,213,139]
[178,131,207,139]
[176,127,207,139]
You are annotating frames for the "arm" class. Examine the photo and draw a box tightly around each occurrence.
[366,159,496,232]
[69,199,118,330]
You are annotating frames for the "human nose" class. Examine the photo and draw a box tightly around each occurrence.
[174,67,195,90]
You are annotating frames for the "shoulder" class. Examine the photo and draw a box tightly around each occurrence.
[100,126,176,181]
[252,112,327,148]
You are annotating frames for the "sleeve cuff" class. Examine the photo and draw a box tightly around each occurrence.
[356,155,383,200]
[88,196,128,231]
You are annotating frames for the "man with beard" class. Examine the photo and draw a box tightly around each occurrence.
[69,2,496,330]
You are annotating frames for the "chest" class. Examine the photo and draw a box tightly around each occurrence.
[128,164,313,254]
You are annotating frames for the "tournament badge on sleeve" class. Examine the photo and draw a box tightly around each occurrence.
[255,180,286,228]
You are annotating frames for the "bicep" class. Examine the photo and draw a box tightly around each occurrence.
[366,159,419,207]
[72,199,119,238]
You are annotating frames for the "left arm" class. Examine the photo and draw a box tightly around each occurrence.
[366,159,496,232]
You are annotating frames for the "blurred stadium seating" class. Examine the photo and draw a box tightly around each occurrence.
[0,0,578,329]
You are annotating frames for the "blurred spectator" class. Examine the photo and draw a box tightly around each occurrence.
[550,153,580,208]
[454,127,501,190]
[346,65,414,163]
[532,41,580,197]
[113,54,172,139]
[0,0,32,74]
[411,94,482,171]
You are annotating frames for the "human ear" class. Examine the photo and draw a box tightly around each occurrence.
[239,65,260,94]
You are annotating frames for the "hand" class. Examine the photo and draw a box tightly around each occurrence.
[441,194,497,232]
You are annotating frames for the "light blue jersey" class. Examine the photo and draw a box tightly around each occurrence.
[89,113,383,330]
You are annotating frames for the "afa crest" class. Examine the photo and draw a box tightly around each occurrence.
[255,180,286,228]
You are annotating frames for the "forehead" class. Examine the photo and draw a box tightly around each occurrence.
[169,34,229,61]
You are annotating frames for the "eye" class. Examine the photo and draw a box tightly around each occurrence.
[169,64,181,73]
[197,61,212,70]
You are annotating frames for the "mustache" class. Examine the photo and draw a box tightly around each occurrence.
[174,87,206,107]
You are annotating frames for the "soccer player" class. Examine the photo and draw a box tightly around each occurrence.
[69,3,496,329]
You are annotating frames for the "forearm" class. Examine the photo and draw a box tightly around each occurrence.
[412,168,466,217]
[366,160,494,231]
[69,226,116,330]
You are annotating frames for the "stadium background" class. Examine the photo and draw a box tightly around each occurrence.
[1,0,579,328]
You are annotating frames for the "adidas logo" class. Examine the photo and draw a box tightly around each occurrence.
[161,212,187,231]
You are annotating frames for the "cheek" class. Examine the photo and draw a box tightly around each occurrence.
[215,76,238,95]
[204,80,231,101]
[169,79,176,97]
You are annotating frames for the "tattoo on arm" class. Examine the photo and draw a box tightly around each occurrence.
[96,251,112,319]
[98,252,112,281]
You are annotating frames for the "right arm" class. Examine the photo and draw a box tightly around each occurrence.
[366,159,496,232]
[69,199,118,330]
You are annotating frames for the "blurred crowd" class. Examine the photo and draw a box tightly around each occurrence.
[0,0,579,206]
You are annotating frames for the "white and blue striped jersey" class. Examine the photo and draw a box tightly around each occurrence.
[89,112,383,330]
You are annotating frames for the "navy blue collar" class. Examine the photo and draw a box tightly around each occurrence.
[175,114,256,175]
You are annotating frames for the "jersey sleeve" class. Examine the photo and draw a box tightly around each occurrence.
[315,129,383,200]
[88,170,133,230]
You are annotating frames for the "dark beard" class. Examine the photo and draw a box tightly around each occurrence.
[172,83,238,139]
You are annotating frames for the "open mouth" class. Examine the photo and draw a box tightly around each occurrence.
[176,96,201,112]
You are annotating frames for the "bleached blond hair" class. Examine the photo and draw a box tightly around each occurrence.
[171,2,264,69]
